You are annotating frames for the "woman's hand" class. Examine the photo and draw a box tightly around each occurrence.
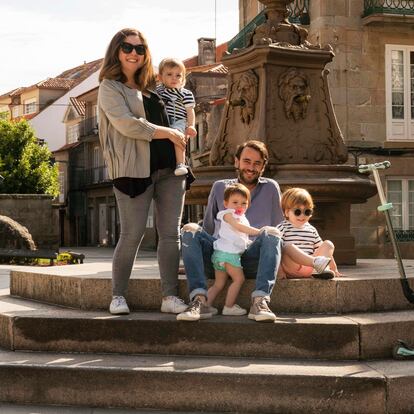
[152,126,186,150]
[167,128,186,151]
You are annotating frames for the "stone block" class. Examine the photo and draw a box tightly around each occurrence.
[0,315,11,349]
[0,351,387,414]
[356,312,414,359]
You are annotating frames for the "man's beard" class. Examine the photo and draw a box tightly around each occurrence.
[237,168,260,186]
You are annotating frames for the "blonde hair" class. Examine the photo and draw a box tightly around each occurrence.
[224,183,251,205]
[281,187,314,212]
[99,28,156,90]
[158,57,187,83]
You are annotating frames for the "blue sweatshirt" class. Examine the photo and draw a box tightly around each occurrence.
[203,177,284,239]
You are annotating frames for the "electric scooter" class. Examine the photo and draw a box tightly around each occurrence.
[358,161,414,359]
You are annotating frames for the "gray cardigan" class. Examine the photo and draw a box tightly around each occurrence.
[97,79,157,179]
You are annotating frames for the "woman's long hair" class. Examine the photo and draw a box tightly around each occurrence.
[99,28,156,90]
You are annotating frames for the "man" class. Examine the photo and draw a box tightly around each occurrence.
[178,140,284,322]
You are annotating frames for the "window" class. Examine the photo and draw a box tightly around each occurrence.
[67,123,79,144]
[385,45,414,141]
[58,171,65,204]
[387,178,414,230]
[23,98,37,115]
[93,146,101,183]
[12,106,19,118]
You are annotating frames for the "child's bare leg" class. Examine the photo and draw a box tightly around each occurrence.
[314,240,342,276]
[283,244,314,267]
[223,264,245,307]
[207,270,227,306]
[174,144,185,165]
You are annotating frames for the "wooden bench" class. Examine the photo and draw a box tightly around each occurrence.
[0,248,59,265]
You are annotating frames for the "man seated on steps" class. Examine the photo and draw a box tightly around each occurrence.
[178,140,283,322]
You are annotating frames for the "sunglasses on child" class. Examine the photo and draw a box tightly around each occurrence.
[120,42,146,55]
[293,208,313,217]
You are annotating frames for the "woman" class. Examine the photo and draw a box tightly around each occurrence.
[98,28,188,315]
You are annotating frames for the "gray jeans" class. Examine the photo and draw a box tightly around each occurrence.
[112,168,186,297]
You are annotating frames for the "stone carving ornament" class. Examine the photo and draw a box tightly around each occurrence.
[230,69,259,125]
[278,67,311,121]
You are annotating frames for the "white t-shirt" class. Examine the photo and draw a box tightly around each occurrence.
[213,208,251,254]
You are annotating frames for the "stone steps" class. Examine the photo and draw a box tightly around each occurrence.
[0,348,413,413]
[1,295,414,360]
[9,265,414,314]
[3,261,414,413]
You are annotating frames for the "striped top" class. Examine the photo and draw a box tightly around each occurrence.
[276,220,322,255]
[156,85,195,123]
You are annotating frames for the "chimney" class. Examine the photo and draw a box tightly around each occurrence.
[197,37,216,66]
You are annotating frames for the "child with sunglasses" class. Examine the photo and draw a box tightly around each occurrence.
[276,187,340,279]
[156,58,196,176]
[207,183,261,316]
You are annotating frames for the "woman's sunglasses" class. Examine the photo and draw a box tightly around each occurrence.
[293,208,313,217]
[120,42,146,55]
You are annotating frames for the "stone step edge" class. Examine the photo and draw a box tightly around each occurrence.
[10,270,414,314]
[0,349,412,414]
[1,295,414,360]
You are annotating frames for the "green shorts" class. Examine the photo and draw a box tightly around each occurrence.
[212,250,242,271]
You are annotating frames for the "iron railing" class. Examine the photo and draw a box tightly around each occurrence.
[79,116,98,138]
[70,166,110,189]
[387,230,414,242]
[363,0,414,17]
[228,0,310,53]
[83,166,110,186]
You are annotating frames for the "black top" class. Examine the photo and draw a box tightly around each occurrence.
[113,91,176,198]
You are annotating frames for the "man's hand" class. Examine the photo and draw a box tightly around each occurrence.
[259,226,281,237]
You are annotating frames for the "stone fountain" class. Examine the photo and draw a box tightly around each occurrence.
[186,0,376,264]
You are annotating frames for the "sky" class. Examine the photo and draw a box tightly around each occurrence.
[0,0,239,95]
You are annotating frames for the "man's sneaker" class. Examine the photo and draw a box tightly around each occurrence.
[248,297,276,322]
[174,164,188,176]
[161,296,188,314]
[207,305,218,315]
[176,296,213,321]
[109,296,130,315]
[222,304,247,316]
[313,256,331,273]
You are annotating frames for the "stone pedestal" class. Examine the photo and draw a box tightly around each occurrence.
[211,44,348,165]
[187,0,377,265]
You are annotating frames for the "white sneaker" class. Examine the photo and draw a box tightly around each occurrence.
[109,296,130,315]
[161,296,188,314]
[207,305,218,315]
[313,256,331,273]
[222,304,247,316]
[174,164,188,176]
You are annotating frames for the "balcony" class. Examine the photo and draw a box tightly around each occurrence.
[71,166,110,190]
[228,0,310,53]
[79,116,98,138]
[363,0,414,24]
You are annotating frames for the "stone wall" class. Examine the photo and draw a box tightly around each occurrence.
[0,195,59,250]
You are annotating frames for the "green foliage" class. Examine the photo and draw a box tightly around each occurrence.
[0,119,59,196]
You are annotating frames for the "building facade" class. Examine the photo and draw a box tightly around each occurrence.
[237,0,414,258]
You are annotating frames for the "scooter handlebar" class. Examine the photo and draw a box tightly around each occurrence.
[358,160,391,173]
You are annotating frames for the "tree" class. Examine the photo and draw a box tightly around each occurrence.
[0,119,59,196]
